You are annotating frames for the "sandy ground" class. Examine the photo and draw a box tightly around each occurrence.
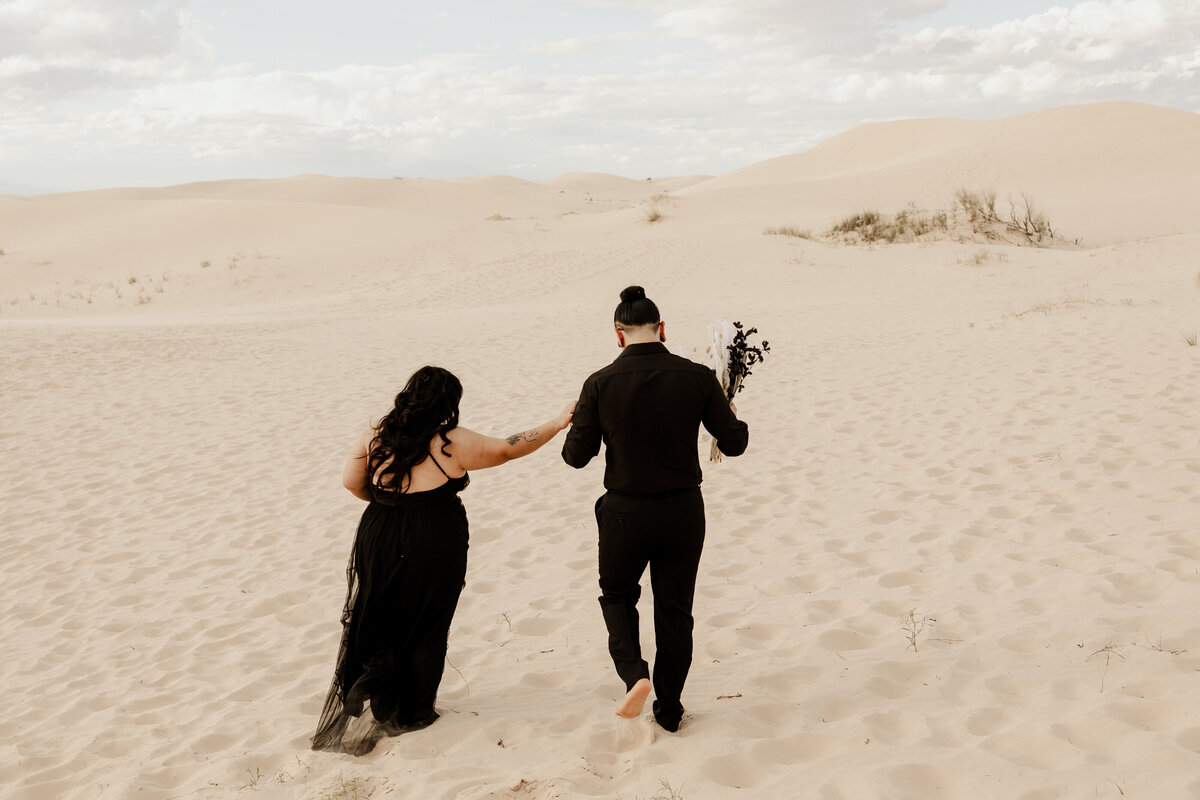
[2,101,1200,799]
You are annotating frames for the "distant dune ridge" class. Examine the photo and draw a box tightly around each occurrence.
[2,101,1198,316]
[3,102,1200,799]
[2,101,1198,318]
[684,101,1200,244]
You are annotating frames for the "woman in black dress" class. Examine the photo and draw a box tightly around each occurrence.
[312,366,574,755]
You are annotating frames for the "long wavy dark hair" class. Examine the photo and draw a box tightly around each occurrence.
[367,366,462,492]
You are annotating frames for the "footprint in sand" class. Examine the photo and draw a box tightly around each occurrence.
[965,707,1011,737]
[877,569,923,588]
[816,628,872,652]
[885,763,953,800]
[750,731,828,766]
[700,751,761,789]
[1176,726,1200,753]
[519,670,565,689]
[586,716,655,758]
[511,614,568,636]
[734,622,786,651]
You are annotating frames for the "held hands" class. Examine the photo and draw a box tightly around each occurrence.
[554,401,576,432]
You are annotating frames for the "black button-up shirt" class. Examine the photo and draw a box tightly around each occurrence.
[562,342,749,494]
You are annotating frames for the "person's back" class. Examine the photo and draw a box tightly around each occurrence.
[563,342,746,493]
[316,366,575,755]
[562,286,748,731]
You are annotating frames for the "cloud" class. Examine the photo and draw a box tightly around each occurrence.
[1,0,1198,192]
[861,0,1200,103]
[595,0,952,50]
[520,34,624,56]
[0,0,208,105]
[0,0,194,58]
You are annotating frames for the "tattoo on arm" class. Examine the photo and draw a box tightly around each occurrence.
[505,428,540,447]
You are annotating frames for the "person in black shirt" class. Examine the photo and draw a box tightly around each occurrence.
[562,286,749,732]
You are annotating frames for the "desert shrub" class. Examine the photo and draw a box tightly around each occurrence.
[956,188,1063,245]
[644,195,666,223]
[831,211,881,234]
[830,211,897,242]
[896,206,948,237]
[819,190,1068,249]
[763,225,812,239]
[1008,193,1055,242]
[829,207,947,244]
[955,189,999,223]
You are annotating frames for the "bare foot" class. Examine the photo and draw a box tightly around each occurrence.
[615,678,652,718]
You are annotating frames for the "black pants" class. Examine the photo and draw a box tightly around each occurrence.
[595,488,705,731]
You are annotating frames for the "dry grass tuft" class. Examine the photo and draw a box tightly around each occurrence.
[763,225,812,239]
[320,775,369,800]
[643,194,667,223]
[900,609,932,653]
[828,206,948,244]
[810,189,1075,250]
[955,188,1074,246]
[641,778,685,800]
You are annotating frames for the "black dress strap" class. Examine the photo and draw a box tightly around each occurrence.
[429,451,451,479]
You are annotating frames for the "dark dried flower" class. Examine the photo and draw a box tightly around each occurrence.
[724,321,771,398]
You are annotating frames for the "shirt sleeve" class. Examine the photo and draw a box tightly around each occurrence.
[561,377,602,468]
[701,370,749,457]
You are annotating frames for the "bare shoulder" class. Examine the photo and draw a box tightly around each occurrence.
[351,425,375,453]
[440,426,481,469]
[442,425,482,453]
[444,426,481,446]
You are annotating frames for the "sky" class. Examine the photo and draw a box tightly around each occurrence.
[1,0,1198,193]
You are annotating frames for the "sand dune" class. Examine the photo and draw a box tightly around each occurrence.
[3,101,1200,799]
[541,172,662,194]
[682,102,1200,244]
[703,103,1200,188]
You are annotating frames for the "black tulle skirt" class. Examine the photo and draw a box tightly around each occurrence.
[312,481,469,755]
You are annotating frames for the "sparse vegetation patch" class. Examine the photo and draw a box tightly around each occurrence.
[788,189,1076,250]
[320,774,370,800]
[955,188,1074,246]
[827,206,949,244]
[636,778,685,800]
[900,609,932,653]
[763,225,812,239]
[643,194,667,223]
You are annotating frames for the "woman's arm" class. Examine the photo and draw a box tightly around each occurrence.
[342,427,374,501]
[447,402,574,471]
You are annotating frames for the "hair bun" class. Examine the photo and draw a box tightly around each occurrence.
[620,286,646,303]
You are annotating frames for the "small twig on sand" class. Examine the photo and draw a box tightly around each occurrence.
[900,609,933,653]
[1086,645,1126,693]
[446,656,470,697]
[1146,635,1187,655]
